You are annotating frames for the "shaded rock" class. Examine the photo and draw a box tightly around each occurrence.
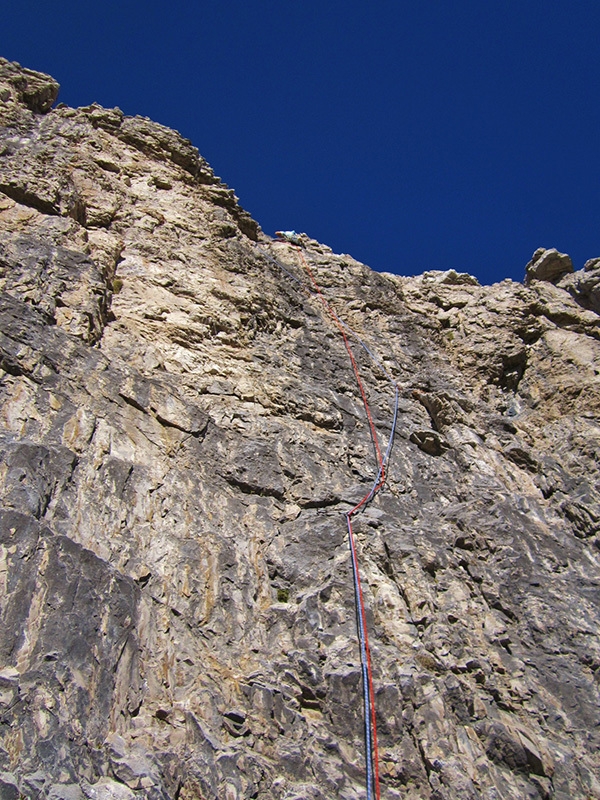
[409,429,450,456]
[0,775,20,800]
[0,57,59,113]
[0,232,110,342]
[558,256,600,315]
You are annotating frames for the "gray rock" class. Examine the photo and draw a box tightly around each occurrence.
[0,775,19,800]
[48,785,86,800]
[83,779,136,800]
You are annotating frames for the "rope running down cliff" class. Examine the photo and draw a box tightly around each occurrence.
[260,235,401,800]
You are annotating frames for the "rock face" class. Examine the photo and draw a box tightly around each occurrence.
[1,58,600,800]
[524,248,573,286]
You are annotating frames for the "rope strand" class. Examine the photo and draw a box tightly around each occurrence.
[262,237,400,800]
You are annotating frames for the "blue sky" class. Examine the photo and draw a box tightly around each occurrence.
[2,1,599,284]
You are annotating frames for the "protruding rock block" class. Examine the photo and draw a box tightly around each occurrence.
[525,247,573,284]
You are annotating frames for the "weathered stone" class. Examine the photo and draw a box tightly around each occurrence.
[83,779,137,800]
[48,785,85,800]
[0,775,20,800]
[0,57,59,114]
[558,255,600,315]
[1,59,600,800]
[525,247,574,284]
[409,429,450,456]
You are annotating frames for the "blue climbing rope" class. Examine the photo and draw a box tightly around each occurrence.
[260,235,402,799]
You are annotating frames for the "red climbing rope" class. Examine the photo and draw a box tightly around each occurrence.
[297,250,385,476]
[266,233,401,800]
[291,243,383,800]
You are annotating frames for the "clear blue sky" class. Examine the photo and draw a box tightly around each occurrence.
[2,1,599,284]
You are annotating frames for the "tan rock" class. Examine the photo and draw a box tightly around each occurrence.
[1,58,599,800]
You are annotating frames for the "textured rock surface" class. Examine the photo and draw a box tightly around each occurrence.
[524,248,574,286]
[1,58,600,799]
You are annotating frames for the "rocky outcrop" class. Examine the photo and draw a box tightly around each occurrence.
[557,257,600,316]
[524,248,574,286]
[1,58,599,799]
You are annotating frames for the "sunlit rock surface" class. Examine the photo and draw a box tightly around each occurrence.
[1,58,599,800]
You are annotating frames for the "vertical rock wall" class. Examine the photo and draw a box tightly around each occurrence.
[1,59,599,800]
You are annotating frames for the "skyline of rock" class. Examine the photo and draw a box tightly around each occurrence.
[1,58,599,800]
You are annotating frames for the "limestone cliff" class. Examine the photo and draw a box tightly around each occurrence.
[0,58,599,800]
